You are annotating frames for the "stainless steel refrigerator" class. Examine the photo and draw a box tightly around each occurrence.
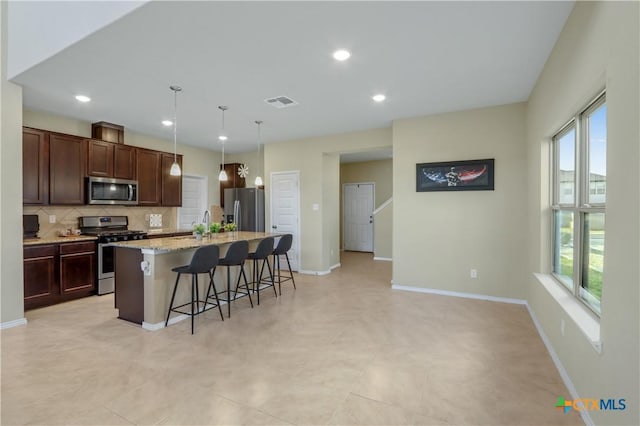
[224,188,265,232]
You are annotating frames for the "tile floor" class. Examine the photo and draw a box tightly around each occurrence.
[1,252,583,425]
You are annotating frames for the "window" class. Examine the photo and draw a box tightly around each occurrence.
[552,92,606,315]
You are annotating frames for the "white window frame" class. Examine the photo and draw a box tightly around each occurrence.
[551,91,606,316]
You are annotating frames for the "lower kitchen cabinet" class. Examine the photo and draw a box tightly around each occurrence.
[23,245,57,310]
[24,241,96,310]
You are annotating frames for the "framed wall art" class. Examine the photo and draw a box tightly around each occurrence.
[416,158,495,192]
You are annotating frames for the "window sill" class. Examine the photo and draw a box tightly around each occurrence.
[534,273,602,353]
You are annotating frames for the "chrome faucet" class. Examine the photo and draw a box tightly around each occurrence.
[202,210,211,233]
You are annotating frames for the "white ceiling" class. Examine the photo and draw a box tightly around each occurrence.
[11,1,574,155]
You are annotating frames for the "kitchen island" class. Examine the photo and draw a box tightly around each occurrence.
[111,232,280,330]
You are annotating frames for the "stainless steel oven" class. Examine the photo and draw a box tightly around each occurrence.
[79,216,147,295]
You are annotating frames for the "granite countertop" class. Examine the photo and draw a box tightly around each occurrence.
[111,231,281,253]
[145,228,193,237]
[24,235,98,246]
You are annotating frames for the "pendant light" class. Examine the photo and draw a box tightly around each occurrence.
[218,105,228,181]
[254,120,263,187]
[169,85,182,176]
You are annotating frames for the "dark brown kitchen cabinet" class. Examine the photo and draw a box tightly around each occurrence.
[23,241,96,310]
[219,163,246,208]
[136,148,162,206]
[59,242,95,296]
[114,144,136,180]
[49,133,86,204]
[87,139,114,177]
[23,245,57,310]
[161,153,183,206]
[87,140,136,180]
[22,128,49,205]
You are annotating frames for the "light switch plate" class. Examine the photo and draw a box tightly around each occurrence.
[149,214,162,227]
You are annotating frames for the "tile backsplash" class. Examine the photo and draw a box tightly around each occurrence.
[23,206,178,238]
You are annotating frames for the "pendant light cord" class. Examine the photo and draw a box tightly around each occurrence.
[173,89,178,162]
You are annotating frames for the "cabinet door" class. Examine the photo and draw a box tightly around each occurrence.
[23,245,57,310]
[59,242,96,296]
[136,148,162,206]
[161,153,182,206]
[22,128,49,205]
[49,134,86,204]
[114,145,136,180]
[87,139,114,177]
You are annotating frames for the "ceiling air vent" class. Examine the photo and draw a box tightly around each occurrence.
[264,96,299,109]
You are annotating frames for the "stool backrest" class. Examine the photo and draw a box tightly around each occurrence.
[253,237,274,259]
[190,245,220,273]
[221,240,249,264]
[273,234,293,255]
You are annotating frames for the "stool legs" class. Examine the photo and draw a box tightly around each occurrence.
[166,273,181,327]
[204,268,224,321]
[285,253,296,289]
[273,253,296,296]
[252,257,276,305]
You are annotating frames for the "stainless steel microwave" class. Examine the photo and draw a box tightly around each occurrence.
[87,177,138,205]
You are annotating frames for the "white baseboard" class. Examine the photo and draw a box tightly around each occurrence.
[373,257,392,262]
[392,283,589,426]
[299,269,331,276]
[391,284,526,305]
[330,263,341,270]
[0,317,27,329]
[526,304,593,426]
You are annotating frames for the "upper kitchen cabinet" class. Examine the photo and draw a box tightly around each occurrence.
[136,148,162,206]
[161,153,183,206]
[23,127,49,205]
[49,133,86,205]
[114,145,136,180]
[91,121,124,145]
[87,139,114,177]
[219,162,246,208]
[87,140,136,180]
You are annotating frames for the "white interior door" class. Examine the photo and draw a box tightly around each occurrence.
[178,175,207,229]
[343,183,374,252]
[270,171,300,271]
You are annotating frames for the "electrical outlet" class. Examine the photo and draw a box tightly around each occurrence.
[561,319,565,336]
[470,269,478,279]
[49,215,56,224]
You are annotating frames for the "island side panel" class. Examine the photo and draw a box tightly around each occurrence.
[143,249,194,326]
[114,247,144,324]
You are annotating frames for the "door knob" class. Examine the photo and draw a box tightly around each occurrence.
[272,225,277,229]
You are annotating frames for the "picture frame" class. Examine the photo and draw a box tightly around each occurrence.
[416,158,495,192]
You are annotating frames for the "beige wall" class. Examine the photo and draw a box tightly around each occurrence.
[323,153,340,268]
[340,159,393,253]
[1,0,25,324]
[265,127,391,272]
[525,2,639,425]
[374,200,392,260]
[392,103,528,299]
[340,159,393,207]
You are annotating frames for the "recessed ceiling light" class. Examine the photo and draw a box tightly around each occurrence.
[333,49,351,61]
[372,94,386,102]
[75,95,91,103]
[162,120,173,126]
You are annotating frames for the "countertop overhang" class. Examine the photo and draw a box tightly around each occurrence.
[110,231,282,254]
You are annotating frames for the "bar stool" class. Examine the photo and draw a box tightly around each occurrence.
[214,240,253,318]
[165,245,224,334]
[247,237,276,305]
[272,234,296,295]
